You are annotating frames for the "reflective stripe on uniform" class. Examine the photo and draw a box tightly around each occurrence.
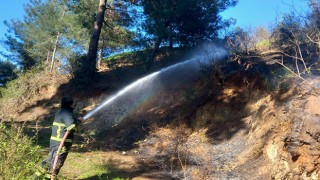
[53,122,65,127]
[66,124,76,131]
[52,121,74,143]
[53,122,65,139]
[50,136,72,143]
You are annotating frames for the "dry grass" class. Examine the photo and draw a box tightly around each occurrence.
[60,151,131,179]
[0,70,68,121]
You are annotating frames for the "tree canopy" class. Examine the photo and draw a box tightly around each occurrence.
[1,0,237,82]
[0,60,16,85]
[141,0,238,47]
[2,0,89,71]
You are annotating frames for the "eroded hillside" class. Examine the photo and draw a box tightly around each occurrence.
[1,51,320,179]
[79,57,320,179]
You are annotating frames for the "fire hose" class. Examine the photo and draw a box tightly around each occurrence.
[51,130,70,180]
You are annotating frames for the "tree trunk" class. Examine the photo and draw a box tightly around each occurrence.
[96,37,105,71]
[86,0,107,75]
[49,8,66,73]
[97,48,102,71]
[45,50,51,72]
[46,49,51,65]
[147,37,162,69]
[167,25,173,48]
[50,32,60,73]
[45,38,53,67]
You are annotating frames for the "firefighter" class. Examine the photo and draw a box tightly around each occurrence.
[34,97,83,179]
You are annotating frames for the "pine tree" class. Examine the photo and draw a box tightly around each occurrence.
[140,0,238,67]
[3,0,89,72]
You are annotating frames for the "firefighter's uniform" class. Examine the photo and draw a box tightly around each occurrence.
[34,107,80,179]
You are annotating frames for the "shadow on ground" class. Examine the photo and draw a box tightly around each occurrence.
[80,163,175,180]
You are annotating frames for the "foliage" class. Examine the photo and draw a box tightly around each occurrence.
[305,0,320,60]
[0,66,64,120]
[225,27,253,55]
[1,33,36,70]
[104,51,147,69]
[101,1,135,52]
[0,60,17,86]
[140,0,238,47]
[71,0,136,74]
[270,7,320,76]
[1,0,237,78]
[0,123,41,179]
[252,27,271,51]
[271,13,305,49]
[225,26,271,54]
[71,0,133,52]
[3,0,89,71]
[71,55,98,88]
[0,66,45,100]
[70,55,87,78]
[2,0,136,76]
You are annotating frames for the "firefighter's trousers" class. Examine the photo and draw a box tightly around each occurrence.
[34,142,71,179]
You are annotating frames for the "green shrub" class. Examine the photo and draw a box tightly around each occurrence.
[255,39,271,50]
[0,66,57,120]
[0,123,41,179]
[0,65,45,100]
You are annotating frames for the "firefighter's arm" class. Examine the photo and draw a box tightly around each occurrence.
[64,112,81,133]
[70,116,84,133]
[74,116,84,127]
[78,117,84,124]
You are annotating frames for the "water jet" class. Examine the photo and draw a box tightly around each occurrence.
[83,45,227,129]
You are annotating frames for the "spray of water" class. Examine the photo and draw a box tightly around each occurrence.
[83,71,160,120]
[83,45,227,127]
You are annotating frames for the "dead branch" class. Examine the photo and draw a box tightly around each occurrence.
[275,61,319,95]
[254,49,319,95]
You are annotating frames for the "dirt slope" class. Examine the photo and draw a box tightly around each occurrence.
[131,76,320,179]
[74,59,320,179]
[2,55,320,179]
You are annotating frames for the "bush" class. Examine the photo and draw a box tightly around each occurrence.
[0,123,41,179]
[225,27,253,55]
[0,65,45,100]
[0,60,17,86]
[70,55,98,88]
[0,66,57,120]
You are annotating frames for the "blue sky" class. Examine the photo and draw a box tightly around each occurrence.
[0,0,29,60]
[221,0,310,28]
[0,0,311,61]
[0,1,27,37]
